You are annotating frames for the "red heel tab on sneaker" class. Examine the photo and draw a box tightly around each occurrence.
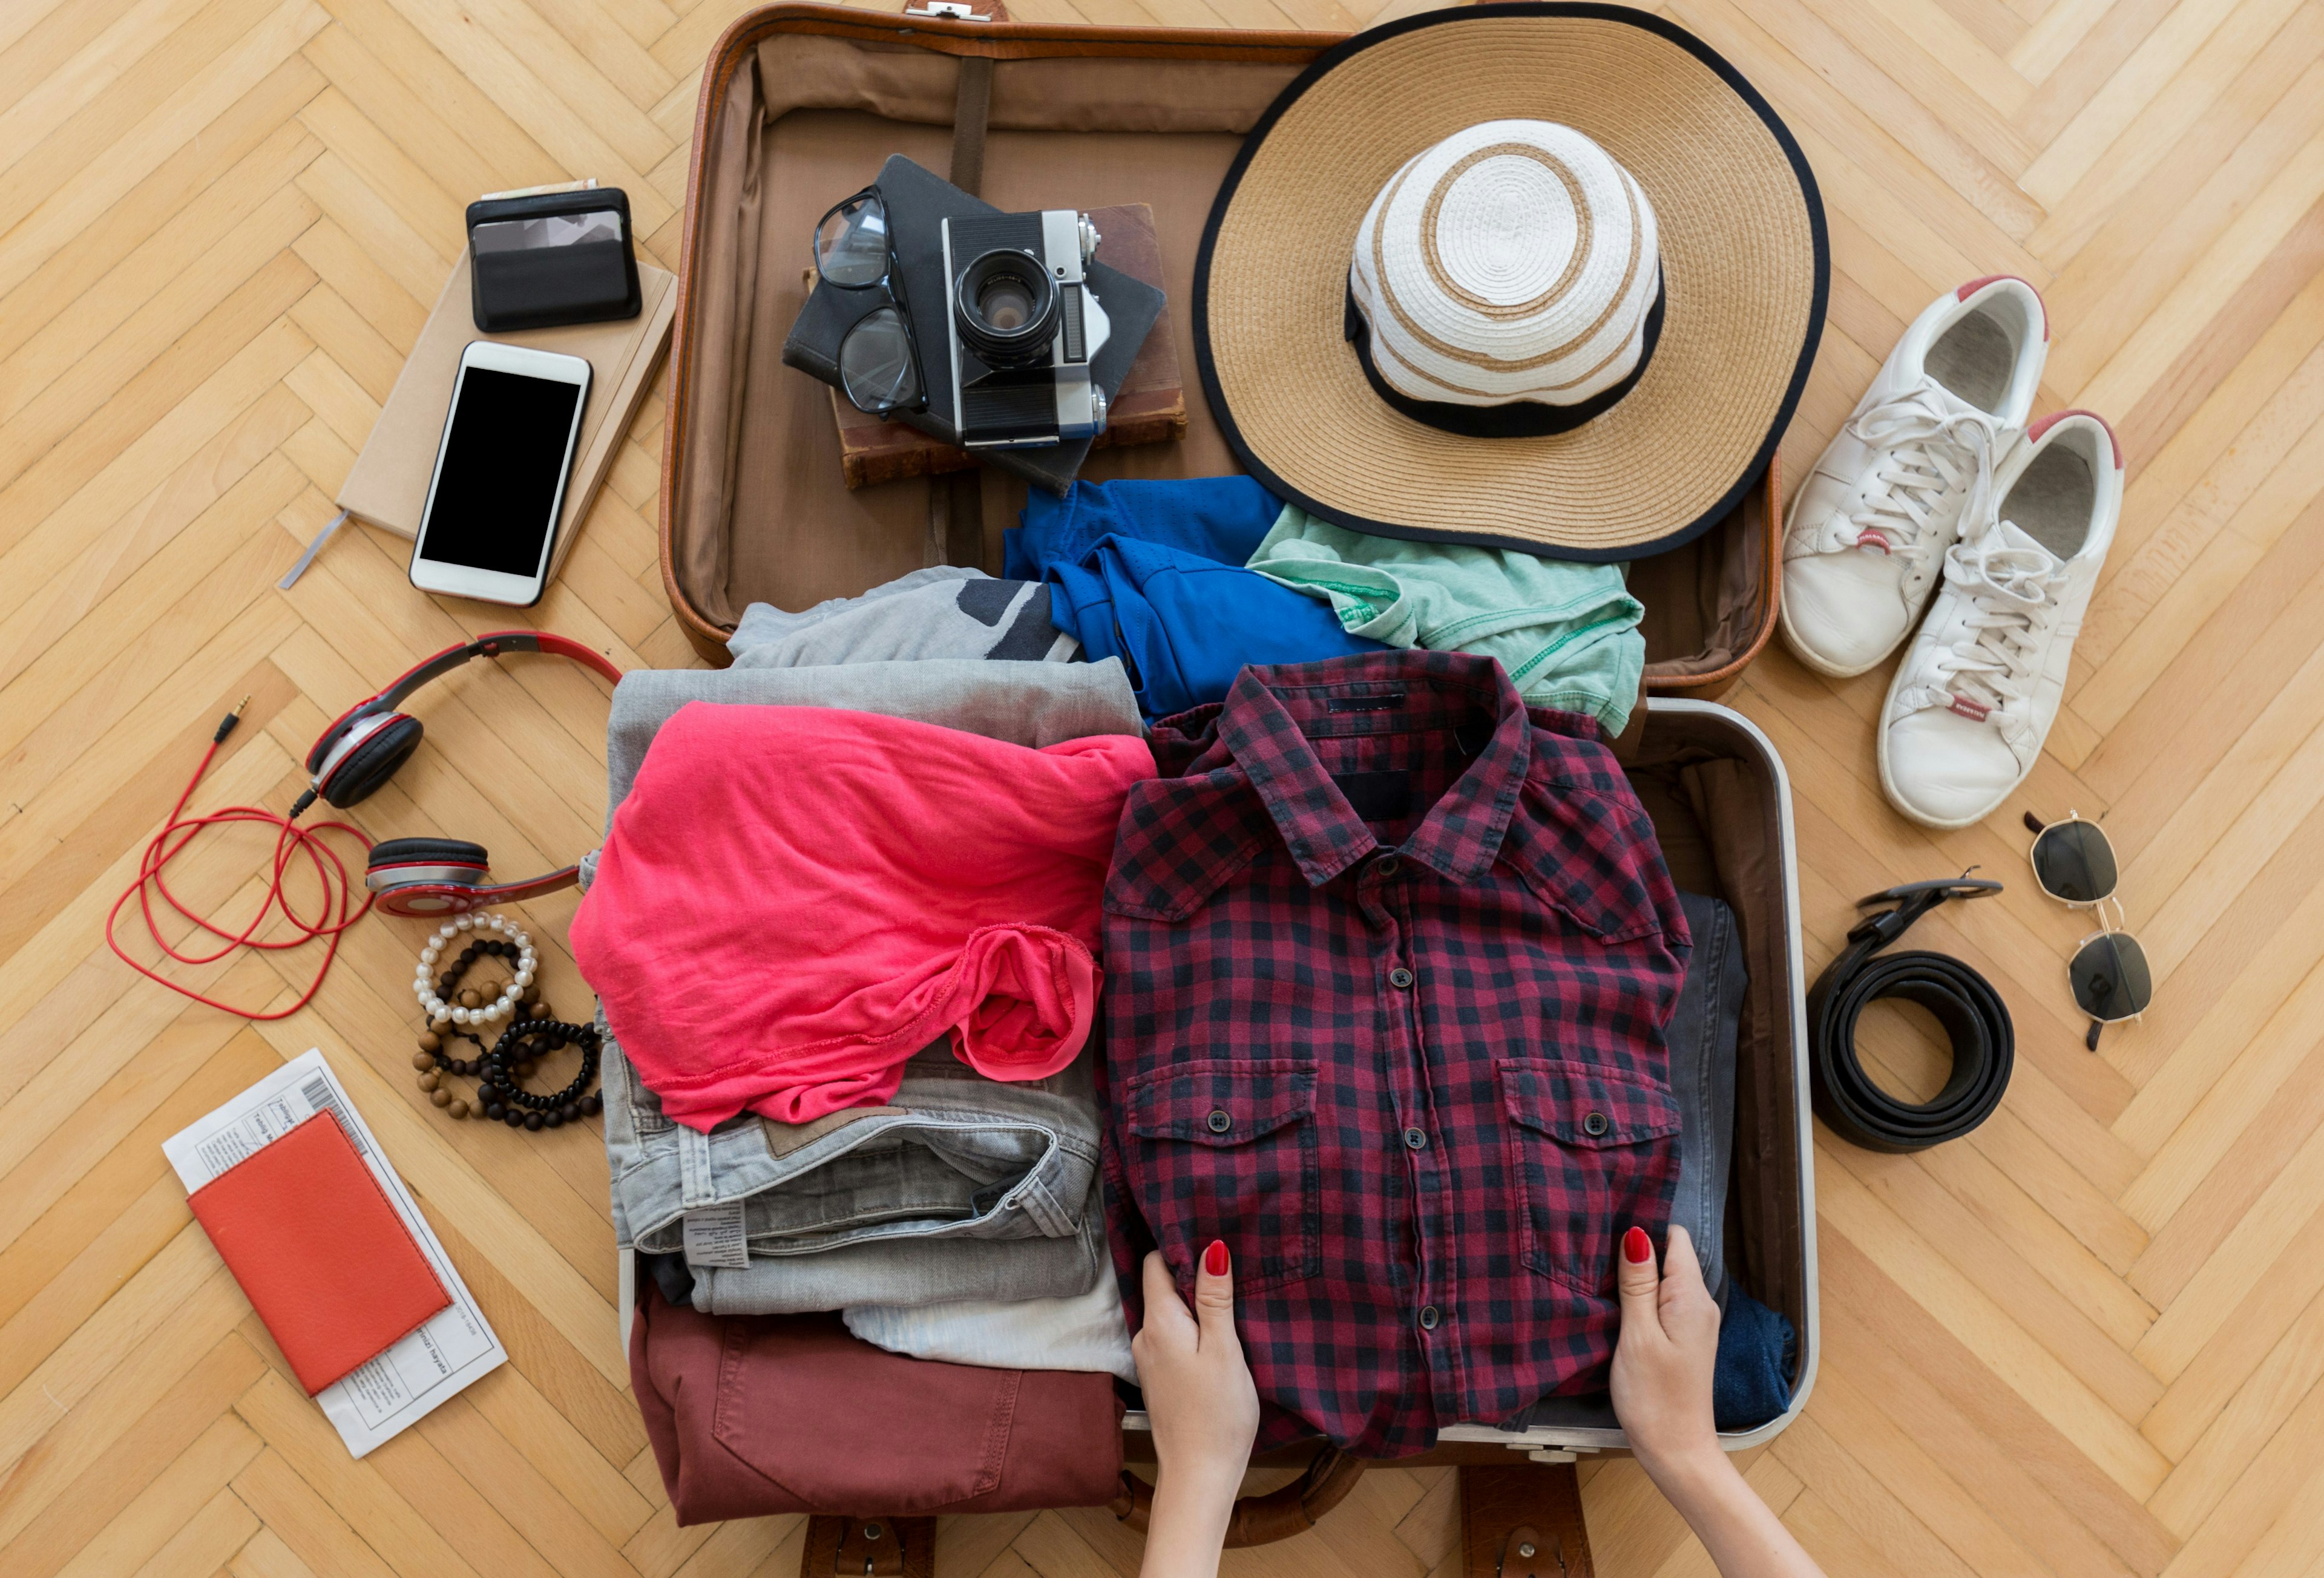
[2026,408,2123,469]
[1957,273,2049,341]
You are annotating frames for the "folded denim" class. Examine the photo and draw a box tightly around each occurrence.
[1669,890,1747,1305]
[843,1256,1138,1383]
[605,1032,1105,1314]
[729,567,1078,667]
[588,658,1132,1315]
[631,1282,1124,1524]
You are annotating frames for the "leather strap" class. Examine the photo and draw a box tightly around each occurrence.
[1809,879,2014,1153]
[1110,1445,1365,1547]
[949,55,993,196]
[1461,1464,1592,1578]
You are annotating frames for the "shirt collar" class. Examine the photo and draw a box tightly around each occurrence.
[1215,652,1534,888]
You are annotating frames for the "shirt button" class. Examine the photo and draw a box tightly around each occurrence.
[1388,967,1415,989]
[1419,1305,1442,1332]
[1403,1127,1428,1151]
[1583,1111,1610,1137]
[1206,1108,1232,1134]
[1374,856,1400,879]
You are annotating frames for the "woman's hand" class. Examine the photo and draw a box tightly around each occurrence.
[1610,1222,1722,1479]
[1132,1243,1259,1578]
[1610,1225,1825,1578]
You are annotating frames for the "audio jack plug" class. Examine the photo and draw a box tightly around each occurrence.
[214,694,252,744]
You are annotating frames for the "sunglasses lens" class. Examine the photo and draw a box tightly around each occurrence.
[816,195,888,286]
[2070,932,2152,1023]
[2034,820,2118,905]
[838,307,919,413]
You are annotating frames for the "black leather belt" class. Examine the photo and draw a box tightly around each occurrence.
[1809,879,2014,1153]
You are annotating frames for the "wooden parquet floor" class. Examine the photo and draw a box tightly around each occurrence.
[4,0,2323,1572]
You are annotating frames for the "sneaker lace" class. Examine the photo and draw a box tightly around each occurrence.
[1812,385,2000,566]
[1922,526,2063,720]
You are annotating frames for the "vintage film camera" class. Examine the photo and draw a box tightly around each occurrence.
[940,210,1113,449]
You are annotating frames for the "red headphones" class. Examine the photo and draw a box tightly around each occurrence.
[301,630,622,918]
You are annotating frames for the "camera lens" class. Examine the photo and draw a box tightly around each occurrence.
[977,276,1039,331]
[955,249,1059,369]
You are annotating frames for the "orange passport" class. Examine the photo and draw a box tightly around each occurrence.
[187,1111,451,1394]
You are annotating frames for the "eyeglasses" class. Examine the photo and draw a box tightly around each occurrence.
[812,188,924,416]
[2023,810,2152,1050]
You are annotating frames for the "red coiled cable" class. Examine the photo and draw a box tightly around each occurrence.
[105,699,375,1020]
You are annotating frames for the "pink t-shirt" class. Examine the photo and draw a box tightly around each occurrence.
[572,702,1155,1130]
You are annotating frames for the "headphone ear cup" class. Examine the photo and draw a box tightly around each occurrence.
[321,714,423,808]
[367,836,490,875]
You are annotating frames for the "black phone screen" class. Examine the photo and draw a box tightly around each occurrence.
[415,364,585,576]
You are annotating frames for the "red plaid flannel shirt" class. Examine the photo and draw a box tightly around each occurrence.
[1098,652,1690,1456]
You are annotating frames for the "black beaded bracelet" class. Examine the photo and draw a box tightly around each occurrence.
[477,1018,602,1132]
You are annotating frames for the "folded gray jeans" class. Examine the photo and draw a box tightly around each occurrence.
[606,1033,1106,1314]
[588,658,1141,1315]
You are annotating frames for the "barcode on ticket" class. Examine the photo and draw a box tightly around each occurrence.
[301,1075,369,1157]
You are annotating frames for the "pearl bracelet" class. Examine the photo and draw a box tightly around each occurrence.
[413,913,536,1026]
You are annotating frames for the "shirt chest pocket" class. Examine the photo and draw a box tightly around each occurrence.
[1498,1059,1682,1297]
[1125,1060,1321,1294]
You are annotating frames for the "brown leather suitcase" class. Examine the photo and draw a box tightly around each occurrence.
[646,6,1813,1565]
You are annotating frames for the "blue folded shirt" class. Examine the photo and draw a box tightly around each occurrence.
[1006,478,1384,719]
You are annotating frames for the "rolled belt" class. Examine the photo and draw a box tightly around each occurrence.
[1809,878,2014,1153]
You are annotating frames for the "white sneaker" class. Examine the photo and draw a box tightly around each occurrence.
[1781,277,2049,677]
[1879,411,2122,829]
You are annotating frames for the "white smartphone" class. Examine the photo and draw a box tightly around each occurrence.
[408,341,592,606]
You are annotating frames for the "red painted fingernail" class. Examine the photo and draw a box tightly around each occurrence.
[1204,1239,1230,1276]
[1623,1226,1652,1264]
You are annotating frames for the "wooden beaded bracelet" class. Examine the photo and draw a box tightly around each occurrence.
[407,916,600,1129]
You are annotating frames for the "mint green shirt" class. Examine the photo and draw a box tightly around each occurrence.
[1248,508,1646,735]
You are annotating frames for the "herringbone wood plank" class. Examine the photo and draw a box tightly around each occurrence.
[4,0,2322,1573]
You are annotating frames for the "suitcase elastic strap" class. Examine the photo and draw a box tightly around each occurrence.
[950,57,993,198]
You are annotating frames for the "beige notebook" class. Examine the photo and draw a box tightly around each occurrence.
[338,250,677,579]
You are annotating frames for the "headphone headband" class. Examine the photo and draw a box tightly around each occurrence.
[378,630,625,713]
[308,631,623,776]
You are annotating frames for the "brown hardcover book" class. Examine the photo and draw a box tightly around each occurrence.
[828,202,1186,489]
[338,249,677,580]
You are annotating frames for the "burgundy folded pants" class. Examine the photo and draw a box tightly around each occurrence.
[630,1284,1125,1524]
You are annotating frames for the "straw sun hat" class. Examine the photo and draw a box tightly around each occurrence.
[1195,3,1828,560]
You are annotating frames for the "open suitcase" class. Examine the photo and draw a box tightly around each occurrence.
[644,3,1815,1565]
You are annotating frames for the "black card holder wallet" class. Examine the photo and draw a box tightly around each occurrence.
[467,189,642,332]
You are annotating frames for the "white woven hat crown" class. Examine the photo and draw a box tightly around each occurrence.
[1350,119,1661,408]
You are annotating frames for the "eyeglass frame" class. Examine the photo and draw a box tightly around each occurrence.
[810,185,927,416]
[2023,808,2148,1049]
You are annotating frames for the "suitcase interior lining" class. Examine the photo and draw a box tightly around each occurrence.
[666,33,1767,679]
[1626,712,1805,1357]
